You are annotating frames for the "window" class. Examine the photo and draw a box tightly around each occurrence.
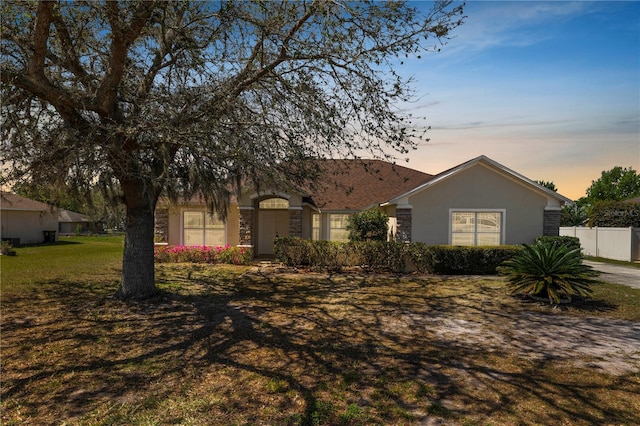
[312,213,320,240]
[183,211,225,246]
[451,211,502,246]
[259,198,289,209]
[329,213,350,242]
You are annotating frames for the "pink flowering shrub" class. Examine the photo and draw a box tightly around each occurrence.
[154,244,252,265]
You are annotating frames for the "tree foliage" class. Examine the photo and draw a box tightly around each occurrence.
[1,0,465,298]
[346,209,389,242]
[535,180,557,192]
[560,204,589,226]
[589,201,640,227]
[585,166,640,203]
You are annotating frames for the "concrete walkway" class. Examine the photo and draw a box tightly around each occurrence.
[583,260,640,290]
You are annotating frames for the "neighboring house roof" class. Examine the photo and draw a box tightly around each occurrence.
[0,192,56,211]
[58,209,91,223]
[386,155,573,206]
[306,159,434,211]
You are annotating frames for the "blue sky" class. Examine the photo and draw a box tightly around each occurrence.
[400,0,639,200]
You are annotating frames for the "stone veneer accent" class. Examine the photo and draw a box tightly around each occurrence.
[543,208,561,236]
[239,208,254,245]
[289,209,302,238]
[396,208,412,243]
[154,208,169,242]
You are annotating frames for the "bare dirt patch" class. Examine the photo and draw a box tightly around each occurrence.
[262,268,640,377]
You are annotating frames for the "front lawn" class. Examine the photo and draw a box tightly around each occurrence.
[1,238,639,425]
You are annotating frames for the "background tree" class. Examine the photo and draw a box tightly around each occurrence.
[589,201,640,227]
[535,180,557,192]
[11,181,85,213]
[1,0,464,299]
[560,204,588,227]
[11,181,125,231]
[585,166,640,203]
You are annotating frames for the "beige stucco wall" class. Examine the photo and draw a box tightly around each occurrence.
[1,209,59,244]
[408,164,549,245]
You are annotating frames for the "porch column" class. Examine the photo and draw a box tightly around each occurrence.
[238,207,254,245]
[289,207,302,238]
[543,206,561,236]
[396,206,412,243]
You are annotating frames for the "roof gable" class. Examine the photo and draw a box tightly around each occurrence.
[387,155,573,206]
[0,192,56,211]
[58,209,91,223]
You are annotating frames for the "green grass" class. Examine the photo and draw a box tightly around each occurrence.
[1,235,124,291]
[2,239,639,425]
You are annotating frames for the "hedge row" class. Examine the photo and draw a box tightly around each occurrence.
[408,243,522,275]
[535,235,581,251]
[273,237,522,275]
[273,238,406,272]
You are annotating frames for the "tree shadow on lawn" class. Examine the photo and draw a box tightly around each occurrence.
[2,270,639,425]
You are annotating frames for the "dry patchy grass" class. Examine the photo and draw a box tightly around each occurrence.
[1,261,639,425]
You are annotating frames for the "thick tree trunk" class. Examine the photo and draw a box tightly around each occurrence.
[115,202,159,300]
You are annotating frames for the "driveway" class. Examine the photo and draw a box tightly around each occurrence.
[584,260,640,289]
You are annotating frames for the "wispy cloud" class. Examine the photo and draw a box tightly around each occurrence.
[435,1,592,59]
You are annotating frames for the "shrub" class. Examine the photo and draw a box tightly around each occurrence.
[412,245,521,275]
[499,243,598,304]
[154,244,252,265]
[1,241,17,256]
[308,240,355,272]
[351,241,407,273]
[275,238,354,271]
[346,209,388,242]
[274,237,312,266]
[406,242,431,273]
[276,239,522,275]
[535,235,581,252]
[274,238,407,273]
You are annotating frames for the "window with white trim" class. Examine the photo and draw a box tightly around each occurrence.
[312,213,320,240]
[451,211,502,246]
[183,211,225,246]
[329,213,350,242]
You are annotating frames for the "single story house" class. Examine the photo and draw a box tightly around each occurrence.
[156,155,572,256]
[1,192,59,245]
[58,209,93,235]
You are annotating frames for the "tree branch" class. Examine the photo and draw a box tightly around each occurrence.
[50,3,93,91]
[1,69,89,130]
[28,1,54,80]
[97,1,157,118]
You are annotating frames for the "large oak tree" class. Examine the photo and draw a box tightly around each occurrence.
[1,0,464,299]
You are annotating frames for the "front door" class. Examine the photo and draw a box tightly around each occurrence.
[258,209,289,255]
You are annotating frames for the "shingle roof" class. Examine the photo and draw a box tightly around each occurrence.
[0,192,55,211]
[58,209,91,223]
[306,159,434,211]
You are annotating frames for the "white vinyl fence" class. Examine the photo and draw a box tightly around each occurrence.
[560,227,640,262]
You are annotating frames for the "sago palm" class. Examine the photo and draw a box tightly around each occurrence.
[500,243,599,304]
